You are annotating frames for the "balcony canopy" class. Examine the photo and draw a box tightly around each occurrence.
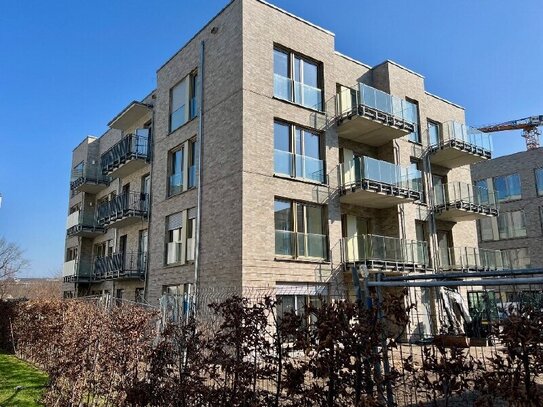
[108,101,152,131]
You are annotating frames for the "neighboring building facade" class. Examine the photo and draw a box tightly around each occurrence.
[471,147,543,270]
[63,0,499,309]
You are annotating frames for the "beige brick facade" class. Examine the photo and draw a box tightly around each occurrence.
[63,0,494,305]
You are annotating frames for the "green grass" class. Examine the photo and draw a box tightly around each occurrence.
[0,354,48,407]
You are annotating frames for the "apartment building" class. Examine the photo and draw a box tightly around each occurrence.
[62,0,499,308]
[471,147,543,270]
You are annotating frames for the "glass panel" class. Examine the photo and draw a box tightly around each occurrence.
[274,122,290,152]
[428,121,440,145]
[274,150,292,176]
[274,200,292,231]
[274,74,292,101]
[275,230,294,256]
[536,168,543,196]
[273,49,289,77]
[302,60,318,88]
[305,205,323,235]
[303,130,320,159]
[171,79,187,131]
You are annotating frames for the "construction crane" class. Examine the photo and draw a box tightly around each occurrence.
[478,115,543,150]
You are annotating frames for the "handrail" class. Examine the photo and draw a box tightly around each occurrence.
[100,132,150,174]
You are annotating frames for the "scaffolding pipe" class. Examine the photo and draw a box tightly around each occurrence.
[381,268,543,282]
[367,277,543,288]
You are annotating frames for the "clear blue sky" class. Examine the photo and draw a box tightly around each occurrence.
[0,0,541,277]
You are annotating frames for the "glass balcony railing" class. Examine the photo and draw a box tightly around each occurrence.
[342,156,422,193]
[63,259,92,281]
[273,74,323,111]
[66,210,103,235]
[336,83,417,126]
[169,172,183,196]
[429,121,492,153]
[70,164,109,190]
[94,251,147,280]
[274,149,325,183]
[101,131,150,175]
[434,182,497,209]
[96,191,149,226]
[275,230,327,259]
[440,247,504,271]
[344,234,429,266]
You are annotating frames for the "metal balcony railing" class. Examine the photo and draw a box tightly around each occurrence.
[96,191,149,226]
[440,247,505,271]
[429,121,492,156]
[343,234,429,271]
[70,164,109,190]
[275,230,327,259]
[433,182,498,214]
[100,131,150,175]
[340,156,423,199]
[93,251,147,280]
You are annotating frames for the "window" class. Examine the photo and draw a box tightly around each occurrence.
[187,208,196,261]
[135,288,145,303]
[502,248,530,269]
[163,284,182,296]
[188,139,197,189]
[406,99,420,143]
[493,173,521,202]
[274,198,327,259]
[277,294,321,325]
[166,212,183,264]
[66,247,78,262]
[274,121,325,183]
[475,179,490,205]
[273,47,322,111]
[427,120,441,146]
[169,147,184,196]
[409,159,425,202]
[497,210,527,239]
[479,217,495,242]
[535,168,543,196]
[170,71,198,132]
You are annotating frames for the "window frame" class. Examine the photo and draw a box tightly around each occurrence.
[169,70,199,133]
[493,173,522,203]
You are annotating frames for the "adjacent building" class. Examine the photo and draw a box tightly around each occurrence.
[471,147,543,270]
[63,0,500,309]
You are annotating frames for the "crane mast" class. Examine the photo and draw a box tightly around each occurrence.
[478,115,543,151]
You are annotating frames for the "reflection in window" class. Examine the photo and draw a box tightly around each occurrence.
[493,173,521,202]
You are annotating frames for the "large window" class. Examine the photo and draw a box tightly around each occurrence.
[480,210,527,241]
[170,71,198,132]
[493,173,521,202]
[428,120,441,146]
[277,294,321,326]
[498,210,527,239]
[169,147,184,196]
[186,208,196,261]
[535,168,543,196]
[502,248,530,269]
[273,48,322,111]
[274,198,327,259]
[166,212,183,265]
[274,121,325,183]
[188,139,197,189]
[406,99,420,143]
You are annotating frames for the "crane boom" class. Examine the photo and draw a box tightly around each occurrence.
[478,115,543,150]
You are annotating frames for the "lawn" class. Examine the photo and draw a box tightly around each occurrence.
[0,354,48,407]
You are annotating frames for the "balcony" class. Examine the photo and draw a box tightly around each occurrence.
[343,234,429,273]
[433,182,498,222]
[439,247,504,272]
[274,149,326,184]
[96,191,149,228]
[428,122,492,169]
[63,259,92,283]
[335,83,417,146]
[93,252,147,281]
[275,230,327,260]
[70,164,109,194]
[101,130,150,178]
[340,156,423,208]
[273,74,323,111]
[66,210,105,238]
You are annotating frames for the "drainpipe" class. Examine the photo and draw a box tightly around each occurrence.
[143,104,156,303]
[193,40,205,315]
[393,140,406,241]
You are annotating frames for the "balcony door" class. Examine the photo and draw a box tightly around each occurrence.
[437,230,452,269]
[138,230,148,271]
[119,234,127,271]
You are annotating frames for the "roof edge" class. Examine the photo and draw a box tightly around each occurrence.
[425,91,464,110]
[373,59,425,79]
[334,51,371,69]
[256,0,334,36]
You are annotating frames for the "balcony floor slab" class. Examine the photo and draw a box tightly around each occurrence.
[435,204,498,222]
[429,144,491,169]
[106,157,148,179]
[341,184,419,209]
